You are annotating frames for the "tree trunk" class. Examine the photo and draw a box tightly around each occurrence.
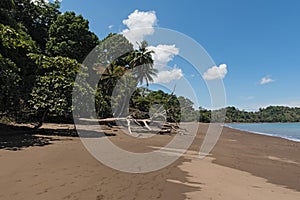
[34,109,48,129]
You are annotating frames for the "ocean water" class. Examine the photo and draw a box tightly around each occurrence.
[226,123,300,142]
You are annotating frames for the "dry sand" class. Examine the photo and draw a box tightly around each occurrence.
[0,123,299,200]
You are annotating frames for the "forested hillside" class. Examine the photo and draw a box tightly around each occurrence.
[200,106,300,123]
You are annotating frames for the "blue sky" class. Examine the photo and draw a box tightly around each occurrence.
[58,0,300,110]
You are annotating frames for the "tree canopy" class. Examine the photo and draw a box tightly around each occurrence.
[46,11,99,63]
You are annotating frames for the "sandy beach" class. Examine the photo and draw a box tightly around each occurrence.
[0,123,299,200]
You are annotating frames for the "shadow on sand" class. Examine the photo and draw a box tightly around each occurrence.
[0,123,116,151]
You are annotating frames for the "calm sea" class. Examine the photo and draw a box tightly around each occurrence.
[226,123,300,142]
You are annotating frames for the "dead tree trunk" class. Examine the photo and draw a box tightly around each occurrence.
[79,116,181,135]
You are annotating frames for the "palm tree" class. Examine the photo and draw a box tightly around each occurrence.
[95,40,157,118]
[127,41,157,86]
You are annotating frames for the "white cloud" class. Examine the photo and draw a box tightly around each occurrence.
[148,44,179,70]
[31,0,49,3]
[108,25,114,29]
[153,68,183,83]
[121,10,183,83]
[121,10,157,46]
[203,64,228,80]
[260,76,274,85]
[148,45,183,83]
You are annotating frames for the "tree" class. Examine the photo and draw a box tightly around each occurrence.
[0,0,61,118]
[130,87,151,118]
[95,33,133,67]
[129,89,183,122]
[100,40,158,118]
[14,0,61,51]
[0,23,36,116]
[0,54,20,113]
[46,11,99,63]
[93,34,138,118]
[199,107,211,123]
[93,34,134,118]
[28,54,92,127]
[177,96,197,122]
[127,41,157,86]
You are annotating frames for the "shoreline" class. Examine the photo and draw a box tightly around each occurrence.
[224,123,300,143]
[0,123,299,199]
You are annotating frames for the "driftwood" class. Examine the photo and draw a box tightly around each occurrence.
[79,117,181,135]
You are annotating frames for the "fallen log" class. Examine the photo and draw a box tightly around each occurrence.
[78,117,181,135]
